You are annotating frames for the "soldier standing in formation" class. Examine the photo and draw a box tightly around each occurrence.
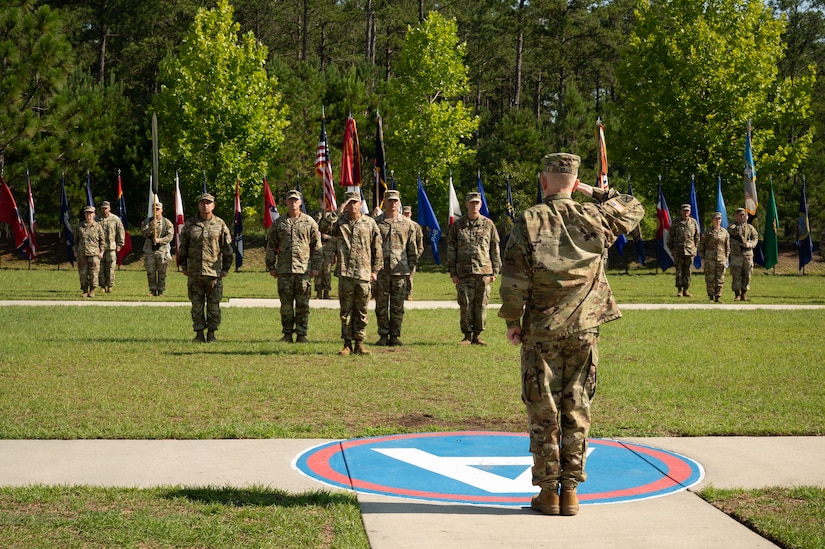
[320,190,382,356]
[265,190,322,343]
[96,200,125,293]
[140,202,174,297]
[374,190,419,346]
[728,207,758,301]
[667,203,700,297]
[74,205,106,298]
[499,152,644,517]
[698,211,730,303]
[310,193,338,300]
[446,191,501,345]
[178,193,233,343]
[402,205,423,300]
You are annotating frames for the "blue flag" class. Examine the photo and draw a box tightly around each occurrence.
[417,176,442,265]
[689,176,702,268]
[797,179,813,270]
[85,172,94,207]
[60,174,74,266]
[536,173,543,204]
[716,176,728,229]
[477,172,490,218]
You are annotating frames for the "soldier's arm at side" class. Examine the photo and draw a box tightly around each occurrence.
[498,214,531,338]
[220,222,234,275]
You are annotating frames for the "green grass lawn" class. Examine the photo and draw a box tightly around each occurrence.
[1,267,824,548]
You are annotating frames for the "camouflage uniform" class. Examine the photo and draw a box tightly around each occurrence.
[446,212,501,340]
[405,215,424,299]
[375,211,419,340]
[698,226,730,300]
[667,215,700,293]
[728,220,758,297]
[320,210,382,344]
[310,208,337,298]
[499,179,644,493]
[74,217,105,294]
[178,213,233,333]
[140,214,174,295]
[265,212,323,337]
[97,212,125,290]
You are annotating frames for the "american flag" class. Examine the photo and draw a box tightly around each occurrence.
[315,117,337,211]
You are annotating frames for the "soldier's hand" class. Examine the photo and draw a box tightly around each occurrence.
[220,270,228,278]
[370,272,378,283]
[269,269,278,278]
[451,275,460,285]
[182,270,188,276]
[310,269,318,278]
[506,326,522,346]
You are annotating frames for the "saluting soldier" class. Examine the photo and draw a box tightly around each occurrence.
[265,189,323,343]
[499,152,644,517]
[374,190,419,346]
[96,200,125,293]
[667,203,700,297]
[74,205,105,298]
[698,212,730,303]
[728,207,758,301]
[446,191,501,345]
[402,204,423,300]
[178,193,233,343]
[140,201,174,297]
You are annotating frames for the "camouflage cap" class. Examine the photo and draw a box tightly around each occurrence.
[680,204,691,211]
[735,207,747,215]
[543,153,580,175]
[384,190,400,201]
[199,193,215,203]
[84,205,95,213]
[712,211,722,219]
[101,200,111,208]
[402,205,412,214]
[286,189,302,200]
[154,202,163,209]
[465,192,482,203]
[343,190,361,204]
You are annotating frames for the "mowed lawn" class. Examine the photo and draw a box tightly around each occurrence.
[1,267,824,547]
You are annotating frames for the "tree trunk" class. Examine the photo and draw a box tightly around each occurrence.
[513,0,526,109]
[365,0,373,62]
[98,24,107,83]
[302,0,308,61]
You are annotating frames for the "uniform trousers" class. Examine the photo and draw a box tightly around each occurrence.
[278,273,312,336]
[144,250,169,294]
[729,255,753,293]
[456,274,492,335]
[188,275,223,331]
[78,255,101,292]
[99,250,117,289]
[375,272,407,337]
[338,276,371,342]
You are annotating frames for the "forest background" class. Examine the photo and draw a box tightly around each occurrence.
[2,0,824,246]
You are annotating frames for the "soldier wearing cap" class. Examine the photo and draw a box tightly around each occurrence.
[310,190,338,300]
[698,212,730,302]
[318,190,382,355]
[402,205,424,300]
[728,207,758,300]
[178,193,234,342]
[499,152,644,517]
[446,190,501,345]
[140,201,174,297]
[96,200,125,293]
[373,190,419,346]
[667,203,700,297]
[265,189,323,343]
[74,205,105,297]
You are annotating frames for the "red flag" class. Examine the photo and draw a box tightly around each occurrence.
[115,172,132,265]
[0,176,31,258]
[262,177,279,229]
[26,171,37,258]
[596,118,609,189]
[315,116,337,211]
[174,172,185,266]
[340,115,361,188]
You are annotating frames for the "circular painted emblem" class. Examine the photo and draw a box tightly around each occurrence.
[293,431,703,507]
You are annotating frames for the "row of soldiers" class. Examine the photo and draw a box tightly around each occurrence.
[666,204,759,302]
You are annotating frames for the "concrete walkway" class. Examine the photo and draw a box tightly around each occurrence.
[2,437,824,548]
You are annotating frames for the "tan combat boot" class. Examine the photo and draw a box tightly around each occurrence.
[295,335,309,343]
[192,330,206,343]
[741,291,748,301]
[278,334,293,343]
[375,335,389,346]
[459,333,473,345]
[471,334,487,346]
[316,290,323,299]
[560,488,579,516]
[323,290,330,299]
[206,330,217,342]
[676,288,683,297]
[338,340,352,356]
[88,288,95,298]
[683,289,692,297]
[354,340,371,355]
[530,488,560,515]
[388,336,402,347]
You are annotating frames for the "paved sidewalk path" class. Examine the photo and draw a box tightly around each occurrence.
[2,437,824,548]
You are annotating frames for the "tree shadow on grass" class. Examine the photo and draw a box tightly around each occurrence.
[161,486,355,508]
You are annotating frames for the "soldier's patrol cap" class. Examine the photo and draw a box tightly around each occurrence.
[286,189,302,200]
[735,207,747,215]
[466,192,482,203]
[101,200,111,208]
[198,193,215,203]
[402,205,412,214]
[712,211,723,219]
[83,205,95,213]
[543,153,580,175]
[384,190,400,201]
[681,204,691,211]
[343,190,361,204]
[154,202,163,209]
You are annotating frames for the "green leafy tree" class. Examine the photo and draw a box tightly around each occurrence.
[615,0,814,220]
[153,0,289,216]
[386,11,479,209]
